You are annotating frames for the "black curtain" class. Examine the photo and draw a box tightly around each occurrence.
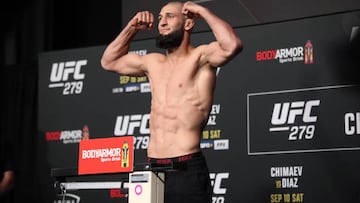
[0,62,55,203]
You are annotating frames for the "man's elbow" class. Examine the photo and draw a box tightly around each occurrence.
[232,37,243,56]
[223,37,243,59]
[100,58,113,71]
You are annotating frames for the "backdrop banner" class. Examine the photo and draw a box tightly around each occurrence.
[38,10,360,203]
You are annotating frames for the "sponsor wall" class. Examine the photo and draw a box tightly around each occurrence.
[38,11,360,202]
[121,0,360,40]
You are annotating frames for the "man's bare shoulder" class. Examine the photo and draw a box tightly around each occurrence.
[143,52,166,60]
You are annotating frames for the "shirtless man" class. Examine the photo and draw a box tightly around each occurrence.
[101,1,242,202]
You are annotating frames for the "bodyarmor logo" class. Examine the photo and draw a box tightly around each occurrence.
[114,114,150,135]
[49,60,87,95]
[270,100,320,140]
[256,40,314,64]
[46,129,82,144]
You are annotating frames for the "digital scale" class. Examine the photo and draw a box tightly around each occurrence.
[128,171,165,203]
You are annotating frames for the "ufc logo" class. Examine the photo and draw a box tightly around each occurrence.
[210,172,229,195]
[50,60,87,82]
[114,114,150,135]
[271,100,320,125]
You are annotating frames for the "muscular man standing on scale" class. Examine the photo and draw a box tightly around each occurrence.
[101,1,242,202]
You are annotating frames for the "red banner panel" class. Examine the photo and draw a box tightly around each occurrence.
[78,136,134,175]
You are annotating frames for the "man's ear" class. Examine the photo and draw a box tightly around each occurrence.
[184,18,195,31]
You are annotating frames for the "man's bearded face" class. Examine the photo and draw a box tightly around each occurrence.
[156,28,184,49]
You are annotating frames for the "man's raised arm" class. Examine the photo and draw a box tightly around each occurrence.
[182,1,242,67]
[101,11,154,75]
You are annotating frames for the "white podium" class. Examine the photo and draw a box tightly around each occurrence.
[128,171,165,203]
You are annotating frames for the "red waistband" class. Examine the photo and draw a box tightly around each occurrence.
[147,151,203,165]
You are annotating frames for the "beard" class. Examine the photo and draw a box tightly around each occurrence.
[156,29,184,49]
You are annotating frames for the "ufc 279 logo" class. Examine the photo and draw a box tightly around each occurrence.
[48,60,87,95]
[270,100,320,140]
[114,114,150,150]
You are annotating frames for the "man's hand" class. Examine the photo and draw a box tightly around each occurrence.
[129,11,154,30]
[182,1,203,19]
